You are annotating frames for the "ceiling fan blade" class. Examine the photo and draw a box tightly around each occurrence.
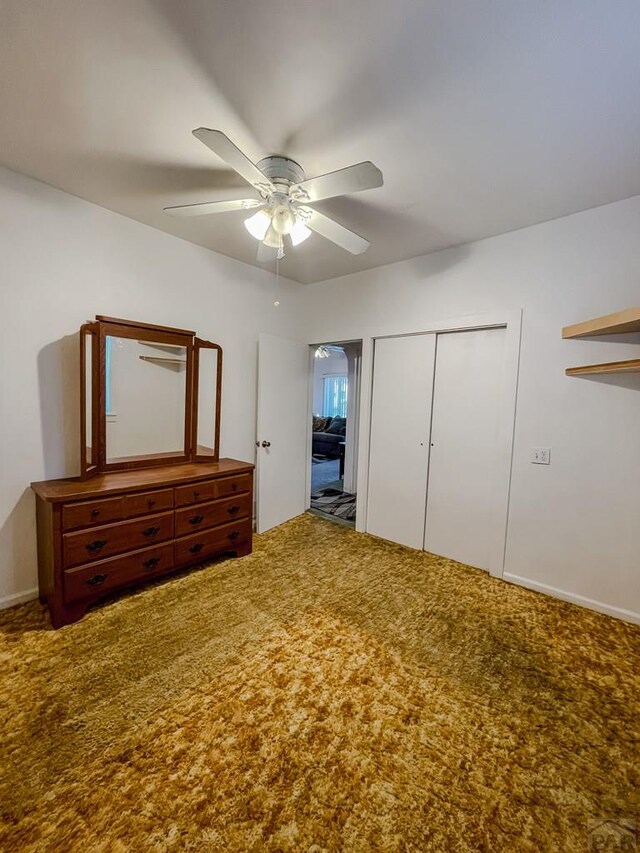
[163,199,262,217]
[192,129,275,196]
[290,162,383,204]
[303,208,370,255]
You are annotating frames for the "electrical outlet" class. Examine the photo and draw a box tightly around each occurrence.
[530,447,551,465]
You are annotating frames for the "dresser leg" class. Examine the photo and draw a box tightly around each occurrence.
[48,599,88,629]
[234,541,253,558]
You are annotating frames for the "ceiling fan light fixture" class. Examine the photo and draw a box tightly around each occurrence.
[263,222,283,250]
[244,209,271,241]
[271,202,296,236]
[290,218,312,246]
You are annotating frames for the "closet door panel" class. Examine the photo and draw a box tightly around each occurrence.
[424,327,506,570]
[366,335,436,549]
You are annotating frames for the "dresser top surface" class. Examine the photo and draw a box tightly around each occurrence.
[31,458,254,502]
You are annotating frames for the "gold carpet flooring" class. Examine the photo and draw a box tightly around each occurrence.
[1,514,638,852]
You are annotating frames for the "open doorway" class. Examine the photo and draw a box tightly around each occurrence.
[308,340,362,527]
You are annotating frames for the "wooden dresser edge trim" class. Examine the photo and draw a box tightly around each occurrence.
[31,460,254,503]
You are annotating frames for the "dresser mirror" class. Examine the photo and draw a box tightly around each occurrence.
[80,316,222,478]
[193,340,222,461]
[105,335,188,464]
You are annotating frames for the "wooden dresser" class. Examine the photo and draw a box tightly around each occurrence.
[31,459,253,628]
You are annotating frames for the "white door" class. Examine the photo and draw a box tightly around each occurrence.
[424,327,507,570]
[256,333,310,533]
[367,334,436,549]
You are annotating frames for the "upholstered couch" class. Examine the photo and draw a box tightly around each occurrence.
[312,416,346,458]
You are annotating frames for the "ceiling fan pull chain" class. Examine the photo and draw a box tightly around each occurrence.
[273,254,281,308]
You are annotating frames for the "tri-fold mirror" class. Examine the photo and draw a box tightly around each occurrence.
[80,316,221,478]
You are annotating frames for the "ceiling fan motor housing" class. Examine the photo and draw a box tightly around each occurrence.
[257,156,305,193]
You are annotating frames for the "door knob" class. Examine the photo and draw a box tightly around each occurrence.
[261,440,271,448]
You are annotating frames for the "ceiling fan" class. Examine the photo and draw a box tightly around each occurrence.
[163,129,383,260]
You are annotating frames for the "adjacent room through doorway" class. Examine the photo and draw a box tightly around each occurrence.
[309,341,362,526]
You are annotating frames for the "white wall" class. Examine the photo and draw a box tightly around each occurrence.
[0,166,301,606]
[294,196,640,623]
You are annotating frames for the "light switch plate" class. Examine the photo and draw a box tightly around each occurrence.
[530,447,551,464]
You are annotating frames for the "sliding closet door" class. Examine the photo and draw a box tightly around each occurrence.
[424,327,506,570]
[367,334,436,549]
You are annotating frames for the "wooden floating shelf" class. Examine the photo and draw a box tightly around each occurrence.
[565,359,640,376]
[563,307,640,339]
[139,356,186,365]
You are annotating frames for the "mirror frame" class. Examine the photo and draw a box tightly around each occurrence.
[192,338,223,463]
[80,322,99,479]
[80,316,222,478]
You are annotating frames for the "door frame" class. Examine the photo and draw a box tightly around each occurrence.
[355,310,522,577]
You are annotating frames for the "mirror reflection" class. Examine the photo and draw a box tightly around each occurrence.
[105,337,187,463]
[196,347,219,456]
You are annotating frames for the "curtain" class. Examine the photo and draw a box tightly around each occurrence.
[323,375,348,418]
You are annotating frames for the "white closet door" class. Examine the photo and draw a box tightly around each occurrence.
[424,327,506,570]
[367,334,436,549]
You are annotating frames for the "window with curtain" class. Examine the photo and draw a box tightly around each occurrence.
[323,375,348,418]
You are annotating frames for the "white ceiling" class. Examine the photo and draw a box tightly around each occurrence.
[1,0,639,284]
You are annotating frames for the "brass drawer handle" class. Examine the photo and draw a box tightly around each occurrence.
[189,515,204,525]
[227,505,240,515]
[189,543,204,554]
[86,573,107,586]
[143,557,160,570]
[227,531,240,541]
[85,539,107,553]
[142,526,160,537]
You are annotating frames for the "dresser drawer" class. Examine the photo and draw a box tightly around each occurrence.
[174,479,217,508]
[62,496,124,531]
[63,542,174,603]
[63,511,174,568]
[215,473,252,499]
[175,493,252,538]
[124,488,174,518]
[175,519,252,565]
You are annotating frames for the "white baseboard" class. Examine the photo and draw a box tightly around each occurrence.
[503,573,640,625]
[0,588,39,611]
